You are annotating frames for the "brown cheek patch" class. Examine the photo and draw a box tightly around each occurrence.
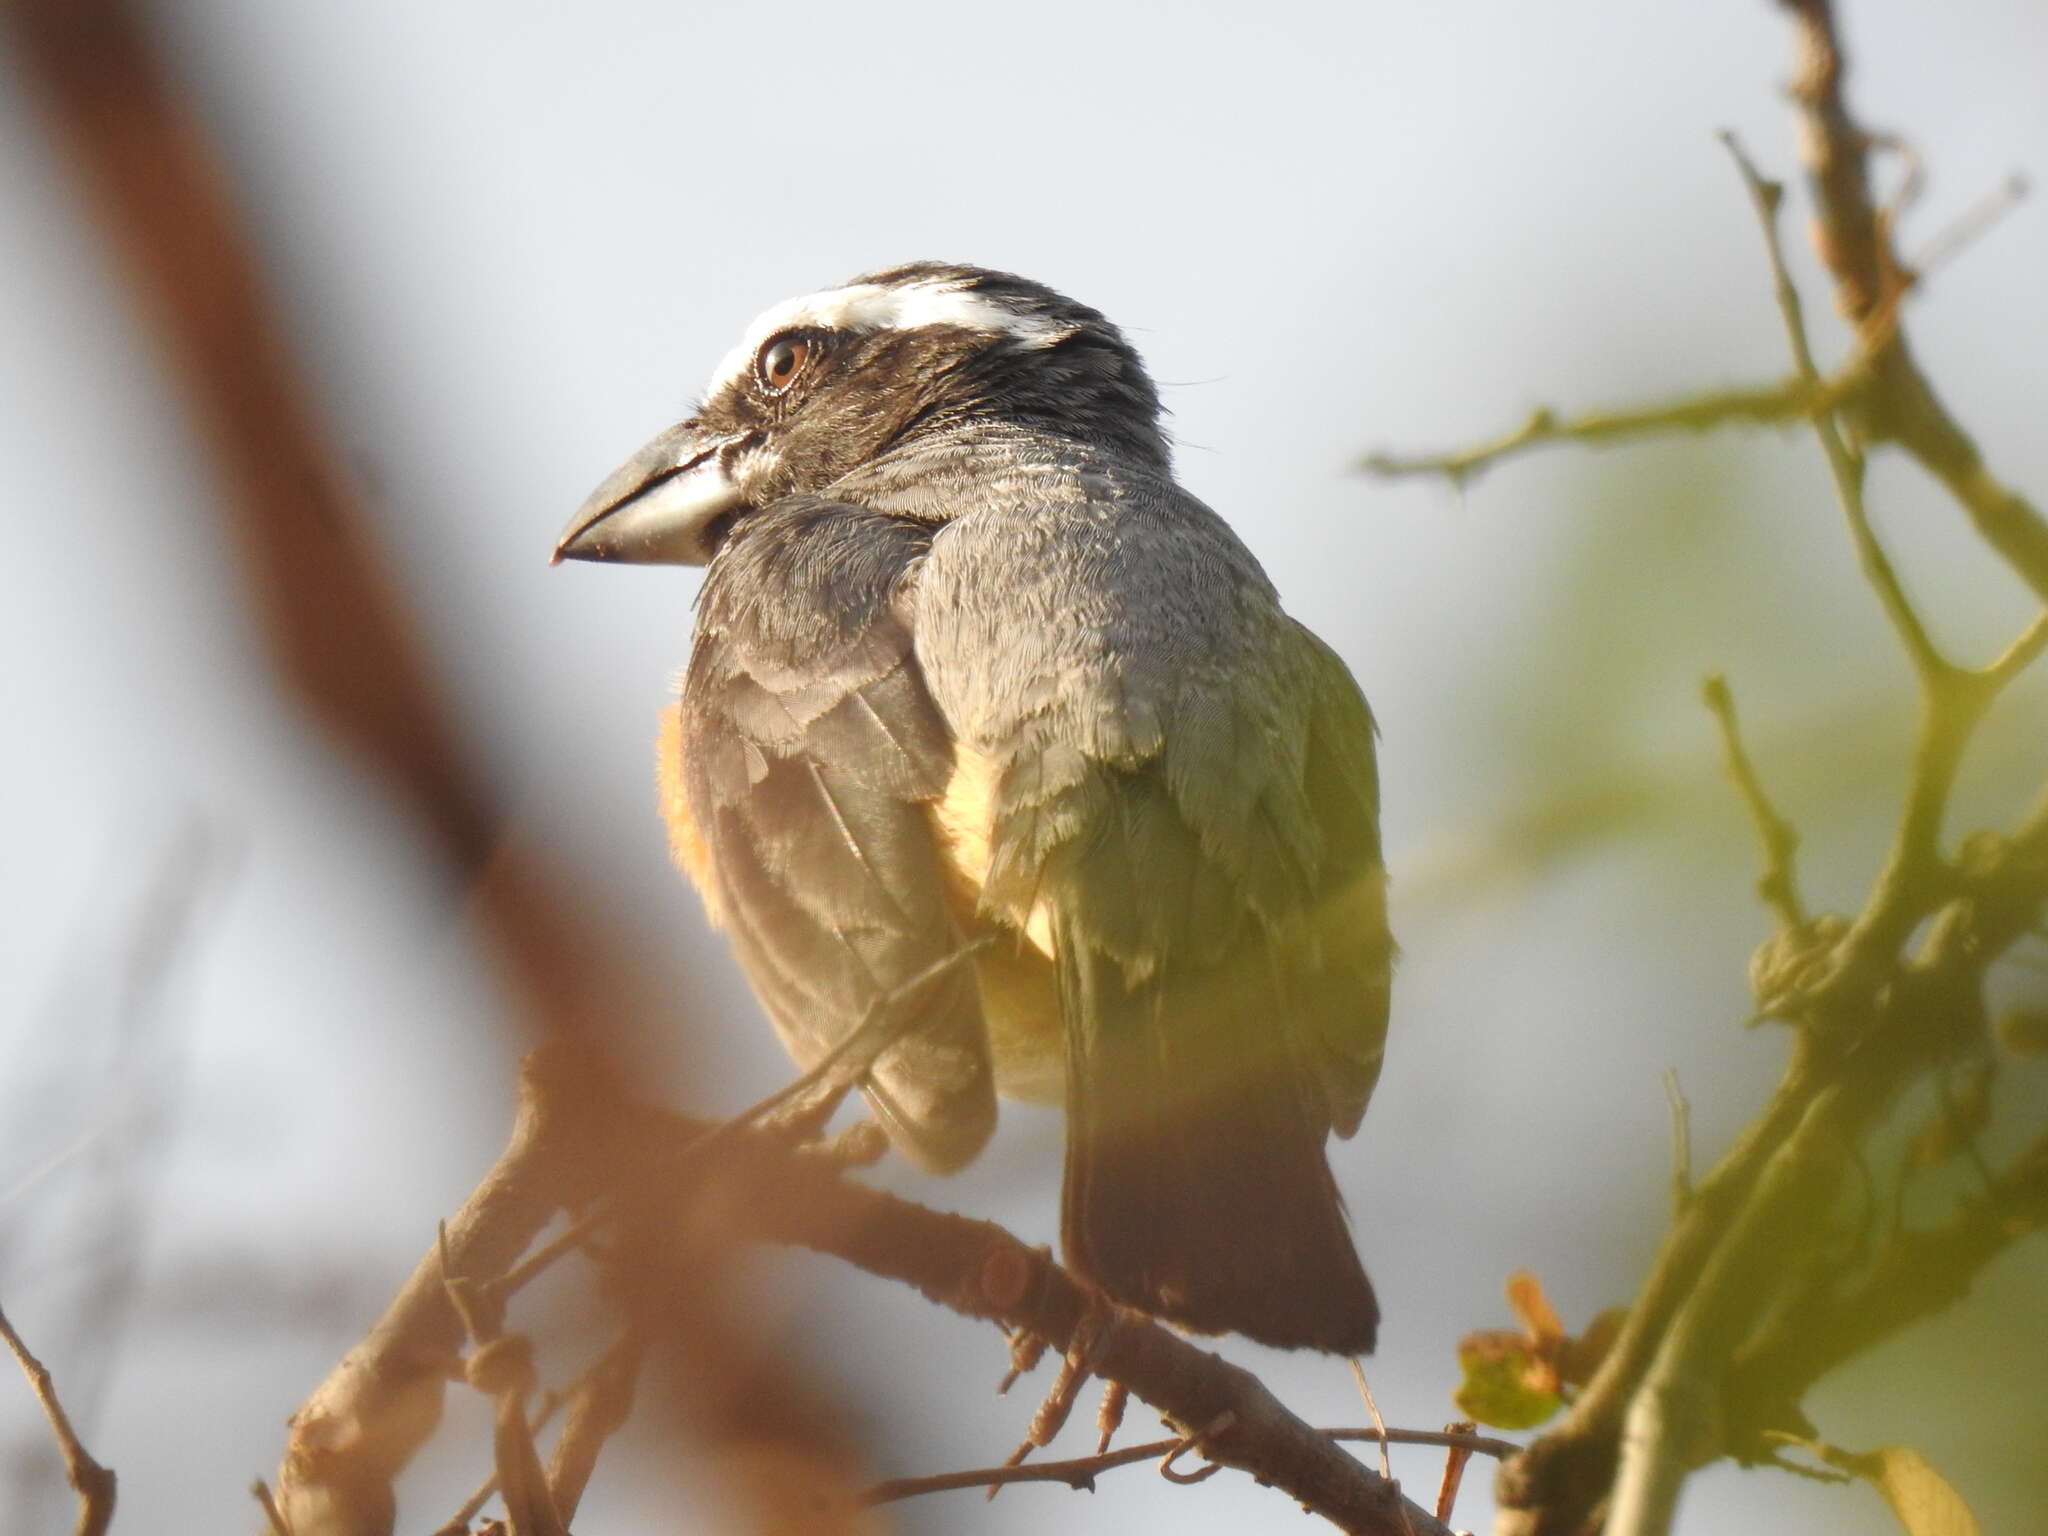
[657,703,723,927]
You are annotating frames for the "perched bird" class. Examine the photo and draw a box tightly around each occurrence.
[555,265,1391,1353]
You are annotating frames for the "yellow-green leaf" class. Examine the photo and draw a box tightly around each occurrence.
[1801,1444,1984,1536]
[1452,1333,1561,1431]
[1857,1447,1982,1536]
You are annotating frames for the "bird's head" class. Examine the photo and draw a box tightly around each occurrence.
[553,263,1165,566]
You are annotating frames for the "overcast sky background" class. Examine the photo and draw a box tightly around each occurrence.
[3,1,2045,1531]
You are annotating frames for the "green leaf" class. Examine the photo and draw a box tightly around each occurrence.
[1856,1447,1983,1536]
[1451,1335,1561,1431]
[1795,1443,1984,1536]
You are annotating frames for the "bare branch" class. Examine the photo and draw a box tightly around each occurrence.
[430,1392,563,1536]
[1721,132,1951,687]
[544,1332,644,1525]
[440,1228,567,1536]
[273,1046,605,1536]
[685,1113,1458,1535]
[1910,172,2030,282]
[0,1303,116,1536]
[1433,1422,1481,1525]
[865,1426,1518,1507]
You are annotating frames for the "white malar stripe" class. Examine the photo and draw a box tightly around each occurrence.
[706,278,1070,395]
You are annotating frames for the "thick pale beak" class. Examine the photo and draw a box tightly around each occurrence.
[552,421,745,566]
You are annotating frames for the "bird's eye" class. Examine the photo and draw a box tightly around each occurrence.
[756,334,811,393]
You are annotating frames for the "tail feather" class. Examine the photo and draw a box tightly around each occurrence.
[1055,913,1379,1354]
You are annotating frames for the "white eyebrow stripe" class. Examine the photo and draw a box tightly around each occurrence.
[705,279,1069,395]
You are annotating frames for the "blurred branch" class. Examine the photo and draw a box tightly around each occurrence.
[5,4,883,1531]
[1720,129,1950,693]
[439,1231,567,1536]
[274,1049,598,1536]
[429,1391,561,1536]
[1775,0,2048,604]
[541,1332,642,1526]
[1365,3,2048,617]
[4,0,491,866]
[1701,675,1807,933]
[1724,1127,2048,1455]
[1358,6,2048,1535]
[0,1303,115,1536]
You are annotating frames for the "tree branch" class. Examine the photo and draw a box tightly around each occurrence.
[1720,131,1951,688]
[273,1046,609,1535]
[0,1304,116,1536]
[706,1124,1458,1536]
[1724,1129,2048,1454]
[1774,0,2048,604]
[1702,675,1808,932]
[1359,380,1830,486]
[865,1426,1519,1507]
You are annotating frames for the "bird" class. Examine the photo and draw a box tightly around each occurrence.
[554,264,1391,1354]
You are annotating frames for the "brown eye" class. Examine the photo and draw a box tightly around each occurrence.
[756,334,810,392]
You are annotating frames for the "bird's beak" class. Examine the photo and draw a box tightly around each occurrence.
[552,420,745,567]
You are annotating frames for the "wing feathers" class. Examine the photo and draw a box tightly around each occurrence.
[682,501,995,1172]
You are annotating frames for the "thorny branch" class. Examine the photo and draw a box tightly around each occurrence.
[0,1303,116,1536]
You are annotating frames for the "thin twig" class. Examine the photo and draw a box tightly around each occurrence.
[1359,381,1826,484]
[1980,608,2048,693]
[1776,0,2048,603]
[1350,1356,1394,1480]
[275,1047,599,1536]
[1721,132,1951,686]
[1702,674,1808,931]
[865,1425,1519,1505]
[1719,132,1825,379]
[1663,1070,1693,1215]
[432,1391,564,1536]
[1433,1420,1481,1524]
[251,1478,291,1536]
[493,938,994,1308]
[440,1228,568,1536]
[545,1331,645,1524]
[0,1304,116,1536]
[1909,172,2030,284]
